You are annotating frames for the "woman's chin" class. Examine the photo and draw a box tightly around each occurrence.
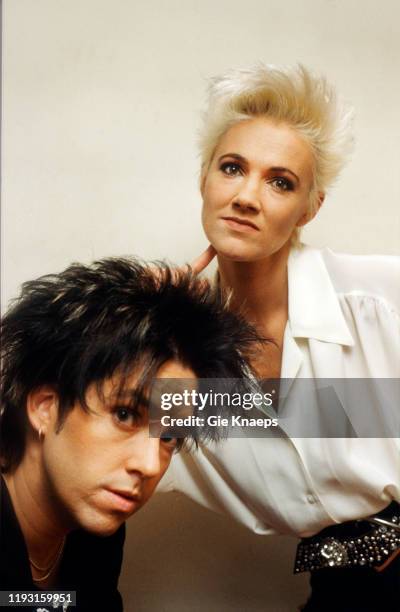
[206,232,269,262]
[210,234,289,263]
[215,244,262,263]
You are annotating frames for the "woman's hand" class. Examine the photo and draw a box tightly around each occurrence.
[189,245,216,276]
[151,245,216,287]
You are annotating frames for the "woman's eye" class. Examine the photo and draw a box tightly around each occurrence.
[220,162,242,176]
[270,177,294,191]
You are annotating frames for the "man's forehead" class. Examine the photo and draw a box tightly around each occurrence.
[92,360,198,404]
[98,377,148,403]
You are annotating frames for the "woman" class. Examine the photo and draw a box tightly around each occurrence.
[164,64,400,611]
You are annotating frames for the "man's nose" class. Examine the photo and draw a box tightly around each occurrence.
[126,430,162,479]
[232,175,262,213]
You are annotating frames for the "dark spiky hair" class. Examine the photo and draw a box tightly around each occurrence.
[0,257,260,472]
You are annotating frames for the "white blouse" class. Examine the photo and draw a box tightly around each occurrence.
[160,245,400,537]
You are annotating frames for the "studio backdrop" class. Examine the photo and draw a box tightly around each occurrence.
[2,1,399,610]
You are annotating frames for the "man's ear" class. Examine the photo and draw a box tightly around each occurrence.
[26,386,58,437]
[296,191,325,227]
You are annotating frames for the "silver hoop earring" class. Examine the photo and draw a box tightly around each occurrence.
[38,427,43,441]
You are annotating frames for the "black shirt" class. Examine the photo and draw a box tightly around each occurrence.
[0,476,125,611]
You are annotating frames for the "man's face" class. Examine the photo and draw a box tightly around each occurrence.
[40,360,193,536]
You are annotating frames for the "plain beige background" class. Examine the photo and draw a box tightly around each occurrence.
[2,1,399,610]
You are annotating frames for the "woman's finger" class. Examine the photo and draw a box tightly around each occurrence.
[190,245,216,275]
[150,245,216,287]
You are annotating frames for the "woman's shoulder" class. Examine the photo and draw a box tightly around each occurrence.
[319,246,400,315]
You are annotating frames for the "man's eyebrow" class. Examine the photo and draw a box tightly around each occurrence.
[109,389,150,407]
[218,155,300,184]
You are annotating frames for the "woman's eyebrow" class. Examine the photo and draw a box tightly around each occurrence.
[269,166,300,185]
[217,153,247,163]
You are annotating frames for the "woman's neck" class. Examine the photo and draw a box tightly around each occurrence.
[218,242,291,335]
[3,453,68,568]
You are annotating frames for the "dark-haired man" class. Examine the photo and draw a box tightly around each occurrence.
[0,256,257,611]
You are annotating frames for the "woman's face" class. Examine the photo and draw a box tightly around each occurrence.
[201,117,317,261]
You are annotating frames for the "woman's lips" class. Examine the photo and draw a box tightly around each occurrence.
[102,488,140,513]
[221,217,259,232]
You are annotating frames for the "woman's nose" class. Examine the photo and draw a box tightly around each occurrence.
[232,176,261,213]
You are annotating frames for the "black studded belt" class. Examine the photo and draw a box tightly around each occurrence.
[294,502,400,574]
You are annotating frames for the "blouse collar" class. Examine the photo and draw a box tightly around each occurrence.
[287,245,354,346]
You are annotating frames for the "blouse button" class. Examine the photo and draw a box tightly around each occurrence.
[307,493,317,504]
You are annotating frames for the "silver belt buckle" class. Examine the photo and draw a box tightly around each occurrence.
[319,537,349,567]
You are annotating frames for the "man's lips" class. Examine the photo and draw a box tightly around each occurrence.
[102,488,141,513]
[221,216,259,232]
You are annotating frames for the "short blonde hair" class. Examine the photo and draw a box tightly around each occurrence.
[199,64,354,233]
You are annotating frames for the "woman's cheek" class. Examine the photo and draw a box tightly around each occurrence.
[201,200,216,242]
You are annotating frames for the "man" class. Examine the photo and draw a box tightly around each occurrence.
[0,256,257,611]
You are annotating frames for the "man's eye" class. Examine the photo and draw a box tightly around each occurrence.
[270,177,294,191]
[160,431,179,449]
[220,162,242,176]
[113,407,140,427]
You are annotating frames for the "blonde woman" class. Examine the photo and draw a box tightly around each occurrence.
[163,65,400,611]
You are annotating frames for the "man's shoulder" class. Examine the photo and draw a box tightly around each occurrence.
[64,526,125,611]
